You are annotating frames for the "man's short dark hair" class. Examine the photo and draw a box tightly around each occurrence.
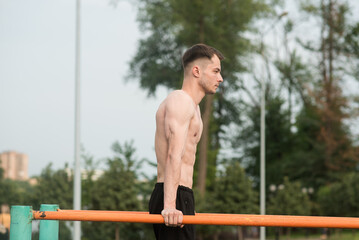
[182,43,225,70]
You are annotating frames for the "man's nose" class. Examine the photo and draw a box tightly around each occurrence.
[218,74,223,83]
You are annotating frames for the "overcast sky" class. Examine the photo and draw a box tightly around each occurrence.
[0,0,168,177]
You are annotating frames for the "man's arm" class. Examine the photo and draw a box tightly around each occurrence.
[162,93,194,227]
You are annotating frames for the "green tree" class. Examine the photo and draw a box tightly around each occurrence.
[81,150,100,210]
[344,22,359,57]
[0,166,33,239]
[0,179,32,208]
[298,0,359,183]
[30,163,73,239]
[31,163,73,209]
[210,161,258,240]
[267,177,311,216]
[317,172,359,217]
[130,0,273,195]
[0,161,3,180]
[267,177,311,239]
[232,93,295,188]
[273,26,324,187]
[265,0,359,191]
[286,104,327,188]
[82,141,145,240]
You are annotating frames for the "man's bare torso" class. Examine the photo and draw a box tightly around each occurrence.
[155,90,203,189]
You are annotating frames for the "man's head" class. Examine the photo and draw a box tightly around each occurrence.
[182,44,224,73]
[182,44,225,94]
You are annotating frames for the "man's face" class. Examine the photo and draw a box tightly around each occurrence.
[199,55,223,94]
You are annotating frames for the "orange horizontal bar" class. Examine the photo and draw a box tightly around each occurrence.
[33,210,359,229]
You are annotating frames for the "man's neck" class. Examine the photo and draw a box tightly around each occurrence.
[181,79,205,105]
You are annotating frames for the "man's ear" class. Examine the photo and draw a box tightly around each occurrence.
[192,65,200,78]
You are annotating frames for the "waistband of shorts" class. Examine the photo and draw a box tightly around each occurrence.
[155,182,193,194]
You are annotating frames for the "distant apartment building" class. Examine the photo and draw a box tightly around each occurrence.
[0,151,28,181]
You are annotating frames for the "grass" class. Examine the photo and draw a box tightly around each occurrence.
[328,231,359,240]
[265,229,359,240]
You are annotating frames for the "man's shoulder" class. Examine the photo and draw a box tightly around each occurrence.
[164,90,195,116]
[166,90,194,105]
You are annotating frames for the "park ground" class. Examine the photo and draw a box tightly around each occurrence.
[245,230,359,240]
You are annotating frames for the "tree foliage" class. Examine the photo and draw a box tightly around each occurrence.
[0,179,32,208]
[130,0,271,94]
[195,160,258,239]
[30,163,73,239]
[0,164,32,207]
[264,1,358,199]
[317,172,359,217]
[267,177,311,216]
[233,93,295,189]
[91,141,141,211]
[31,163,73,210]
[211,161,258,214]
[82,141,146,240]
[238,0,359,192]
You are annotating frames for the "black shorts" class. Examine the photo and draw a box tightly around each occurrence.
[149,183,195,240]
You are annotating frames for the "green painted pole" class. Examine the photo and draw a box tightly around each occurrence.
[39,204,59,240]
[10,206,32,240]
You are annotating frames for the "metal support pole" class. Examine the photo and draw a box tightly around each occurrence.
[73,0,82,239]
[260,67,266,240]
[10,206,32,240]
[39,204,59,240]
[258,12,287,240]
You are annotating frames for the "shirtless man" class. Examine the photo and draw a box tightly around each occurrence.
[149,44,224,240]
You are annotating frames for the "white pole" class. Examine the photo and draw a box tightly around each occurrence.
[260,63,266,240]
[73,0,81,239]
[259,12,287,240]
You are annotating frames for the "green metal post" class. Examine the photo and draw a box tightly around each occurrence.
[10,206,32,240]
[39,204,59,240]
